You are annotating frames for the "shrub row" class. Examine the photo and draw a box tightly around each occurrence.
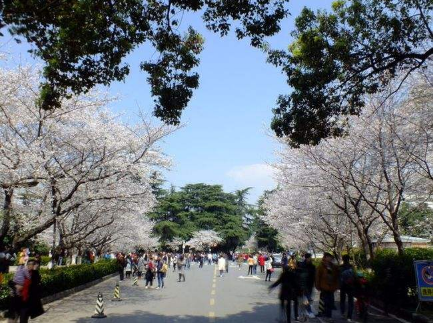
[369,248,433,309]
[0,259,118,310]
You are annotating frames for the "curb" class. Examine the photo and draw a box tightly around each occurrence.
[0,272,118,320]
[41,272,118,305]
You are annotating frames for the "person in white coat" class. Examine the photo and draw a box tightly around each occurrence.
[217,254,226,277]
[265,257,273,281]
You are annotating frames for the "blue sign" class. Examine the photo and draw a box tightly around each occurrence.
[414,260,433,302]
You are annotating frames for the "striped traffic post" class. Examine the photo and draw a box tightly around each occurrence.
[132,275,138,286]
[112,283,122,301]
[91,292,107,318]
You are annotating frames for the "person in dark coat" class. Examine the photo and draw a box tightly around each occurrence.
[339,255,355,321]
[116,253,126,281]
[269,266,300,323]
[297,253,316,318]
[281,253,288,268]
[28,261,44,319]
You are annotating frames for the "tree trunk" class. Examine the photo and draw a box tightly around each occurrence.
[393,231,404,256]
[364,231,375,260]
[391,211,404,256]
[0,188,14,249]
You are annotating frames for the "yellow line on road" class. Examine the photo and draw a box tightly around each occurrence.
[210,267,217,322]
[209,311,215,322]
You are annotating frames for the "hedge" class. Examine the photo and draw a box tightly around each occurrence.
[370,248,433,309]
[0,259,118,310]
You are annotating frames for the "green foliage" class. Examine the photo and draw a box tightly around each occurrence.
[370,248,433,307]
[268,0,433,146]
[399,202,433,238]
[33,242,51,256]
[150,183,249,251]
[256,225,281,251]
[0,260,117,310]
[253,191,281,252]
[0,0,288,124]
[40,256,51,266]
[350,248,369,269]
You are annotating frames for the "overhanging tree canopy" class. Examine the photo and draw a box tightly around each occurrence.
[0,0,288,123]
[268,0,433,146]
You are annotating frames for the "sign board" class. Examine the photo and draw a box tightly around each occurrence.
[414,260,433,302]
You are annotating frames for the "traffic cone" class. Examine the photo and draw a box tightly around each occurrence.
[112,283,122,301]
[91,292,107,318]
[132,275,138,286]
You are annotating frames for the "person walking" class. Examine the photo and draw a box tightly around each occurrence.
[247,255,254,275]
[316,252,339,322]
[137,254,146,280]
[237,253,243,270]
[125,256,132,279]
[282,253,288,268]
[217,254,226,277]
[340,255,355,321]
[199,254,204,268]
[145,259,155,289]
[297,253,316,319]
[156,256,167,289]
[28,260,44,320]
[116,253,126,282]
[224,254,229,273]
[258,253,265,273]
[172,255,177,272]
[8,258,34,323]
[186,253,191,270]
[265,257,273,281]
[253,254,258,275]
[269,266,300,323]
[177,256,186,282]
[167,253,172,268]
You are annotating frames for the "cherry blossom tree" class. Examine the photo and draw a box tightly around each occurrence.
[165,237,184,252]
[0,61,176,252]
[186,230,222,251]
[262,154,352,259]
[243,234,258,251]
[263,70,433,256]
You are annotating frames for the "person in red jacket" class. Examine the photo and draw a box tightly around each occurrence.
[258,254,265,273]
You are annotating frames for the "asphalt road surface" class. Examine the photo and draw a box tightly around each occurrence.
[33,262,402,323]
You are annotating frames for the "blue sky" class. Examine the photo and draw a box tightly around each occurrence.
[3,0,333,203]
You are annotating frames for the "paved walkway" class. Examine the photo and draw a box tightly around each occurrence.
[33,263,402,322]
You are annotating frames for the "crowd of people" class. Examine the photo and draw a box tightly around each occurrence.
[269,252,369,323]
[115,251,239,287]
[4,247,370,323]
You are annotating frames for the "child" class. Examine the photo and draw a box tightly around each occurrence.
[354,272,370,323]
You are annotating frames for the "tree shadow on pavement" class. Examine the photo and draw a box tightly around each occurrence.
[74,302,280,323]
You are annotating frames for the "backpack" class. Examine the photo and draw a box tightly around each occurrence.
[341,267,355,287]
[161,263,168,273]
